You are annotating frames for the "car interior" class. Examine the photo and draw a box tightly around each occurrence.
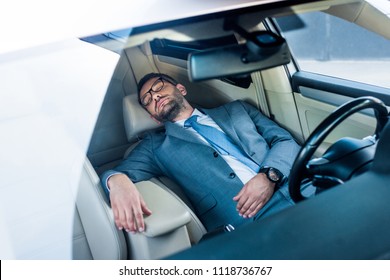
[72,0,390,259]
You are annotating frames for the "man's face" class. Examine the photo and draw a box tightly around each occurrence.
[139,77,187,122]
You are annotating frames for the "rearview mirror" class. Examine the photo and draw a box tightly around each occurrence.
[188,31,290,82]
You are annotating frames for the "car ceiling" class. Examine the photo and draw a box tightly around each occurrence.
[1,0,364,55]
[124,0,386,47]
[0,0,317,55]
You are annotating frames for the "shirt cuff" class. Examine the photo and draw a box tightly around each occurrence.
[101,170,124,197]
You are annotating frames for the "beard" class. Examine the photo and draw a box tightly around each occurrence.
[152,93,187,122]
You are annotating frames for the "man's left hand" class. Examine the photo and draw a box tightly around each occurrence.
[233,173,276,218]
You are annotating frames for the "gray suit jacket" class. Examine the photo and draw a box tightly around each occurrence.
[101,100,300,231]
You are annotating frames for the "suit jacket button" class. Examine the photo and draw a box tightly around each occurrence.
[213,152,219,157]
[229,172,236,179]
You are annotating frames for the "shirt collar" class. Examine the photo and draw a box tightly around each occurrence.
[175,108,206,127]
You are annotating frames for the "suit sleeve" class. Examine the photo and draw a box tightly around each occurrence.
[100,132,164,196]
[239,101,300,178]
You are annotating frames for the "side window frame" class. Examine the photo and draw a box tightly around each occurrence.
[271,11,390,90]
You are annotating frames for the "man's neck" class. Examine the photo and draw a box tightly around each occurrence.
[171,106,194,122]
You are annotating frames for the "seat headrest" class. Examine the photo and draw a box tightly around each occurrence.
[123,94,163,141]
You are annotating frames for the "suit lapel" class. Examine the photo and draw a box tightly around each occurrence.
[203,106,241,146]
[204,106,255,160]
[164,121,206,146]
[163,108,237,147]
[164,105,255,160]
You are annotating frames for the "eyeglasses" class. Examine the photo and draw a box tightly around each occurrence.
[140,77,166,107]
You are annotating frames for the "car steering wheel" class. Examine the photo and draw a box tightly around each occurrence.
[289,96,389,202]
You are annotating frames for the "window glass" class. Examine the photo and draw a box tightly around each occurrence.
[275,12,390,89]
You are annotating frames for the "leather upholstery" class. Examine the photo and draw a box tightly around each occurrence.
[123,94,163,141]
[76,159,128,259]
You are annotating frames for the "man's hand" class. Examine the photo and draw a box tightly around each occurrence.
[233,173,276,218]
[107,174,152,233]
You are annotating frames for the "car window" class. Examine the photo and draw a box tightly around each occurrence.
[275,11,390,89]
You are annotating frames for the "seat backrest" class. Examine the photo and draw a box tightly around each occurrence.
[87,42,159,175]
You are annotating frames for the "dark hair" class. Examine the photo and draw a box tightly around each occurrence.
[137,73,178,105]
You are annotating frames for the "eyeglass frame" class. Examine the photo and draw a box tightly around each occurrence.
[139,76,177,107]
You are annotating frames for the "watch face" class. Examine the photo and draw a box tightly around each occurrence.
[268,168,281,182]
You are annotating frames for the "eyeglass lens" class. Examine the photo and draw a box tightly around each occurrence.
[142,78,164,106]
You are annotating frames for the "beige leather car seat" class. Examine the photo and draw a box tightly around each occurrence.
[77,154,197,260]
[76,159,128,259]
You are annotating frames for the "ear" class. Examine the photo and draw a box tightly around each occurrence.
[176,84,187,96]
[150,115,161,124]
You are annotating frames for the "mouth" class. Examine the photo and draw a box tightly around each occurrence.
[156,96,170,112]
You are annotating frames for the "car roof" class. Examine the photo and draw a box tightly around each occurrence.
[1,0,357,55]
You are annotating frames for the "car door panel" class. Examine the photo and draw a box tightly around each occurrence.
[291,71,390,154]
[261,66,304,143]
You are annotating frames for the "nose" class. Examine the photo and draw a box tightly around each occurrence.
[151,91,162,102]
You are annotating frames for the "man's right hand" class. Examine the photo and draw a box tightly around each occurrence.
[107,174,152,233]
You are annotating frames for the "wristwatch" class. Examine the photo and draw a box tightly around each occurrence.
[259,166,284,185]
